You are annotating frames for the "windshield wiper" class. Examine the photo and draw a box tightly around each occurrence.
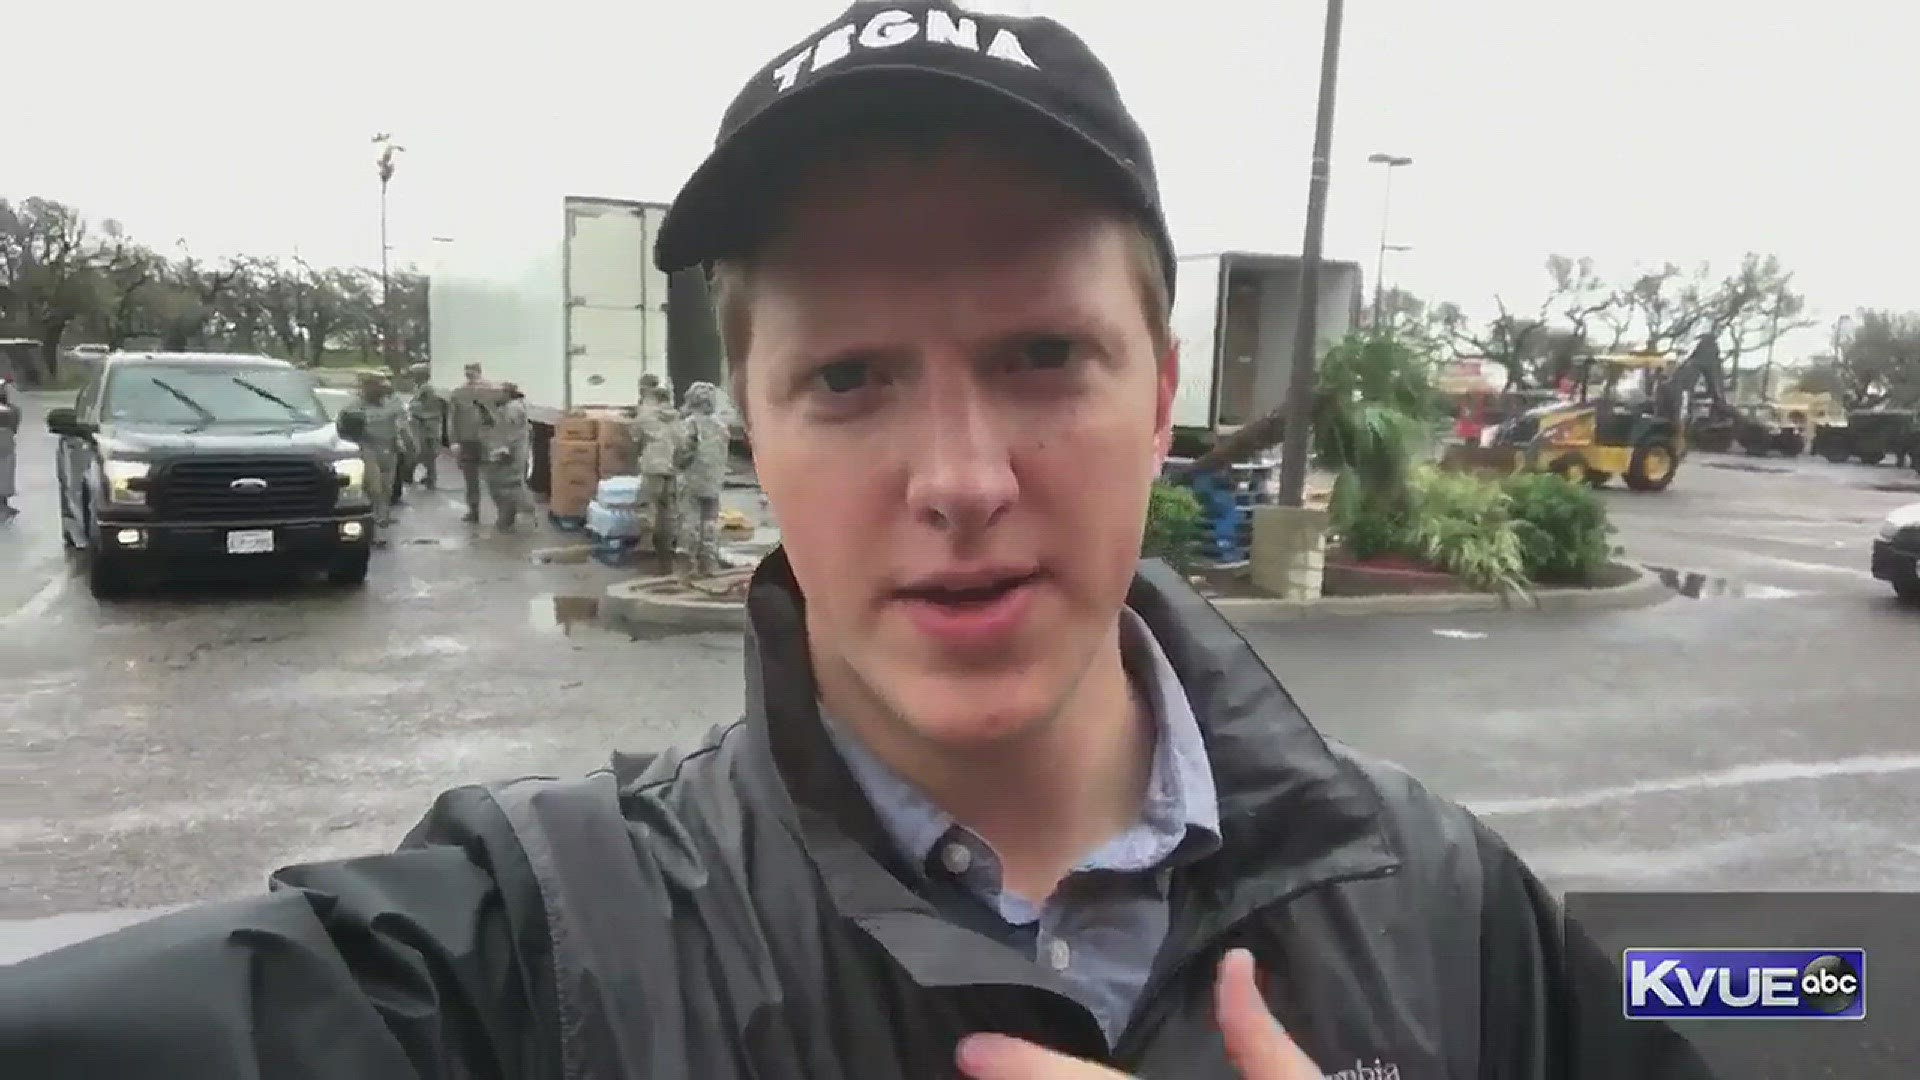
[229,376,317,420]
[147,378,217,426]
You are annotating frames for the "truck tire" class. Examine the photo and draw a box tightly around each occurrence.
[328,550,371,588]
[1821,444,1851,464]
[87,545,130,600]
[1624,440,1679,492]
[1857,442,1886,466]
[1779,435,1805,458]
[1895,577,1920,603]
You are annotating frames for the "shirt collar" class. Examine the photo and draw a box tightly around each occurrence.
[819,606,1221,877]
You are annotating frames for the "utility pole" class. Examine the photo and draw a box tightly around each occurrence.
[1367,153,1412,329]
[1172,0,1346,492]
[1273,0,1346,508]
[373,133,405,370]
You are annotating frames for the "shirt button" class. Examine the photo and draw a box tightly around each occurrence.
[941,842,972,875]
[1047,939,1072,972]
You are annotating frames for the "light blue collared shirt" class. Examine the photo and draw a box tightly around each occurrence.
[821,607,1220,1043]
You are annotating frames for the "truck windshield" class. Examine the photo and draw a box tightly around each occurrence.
[102,365,327,428]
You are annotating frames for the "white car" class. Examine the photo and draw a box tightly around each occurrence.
[1872,503,1920,602]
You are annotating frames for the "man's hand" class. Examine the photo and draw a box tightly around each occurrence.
[955,949,1324,1079]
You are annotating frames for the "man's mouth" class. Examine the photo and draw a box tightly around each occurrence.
[895,570,1042,608]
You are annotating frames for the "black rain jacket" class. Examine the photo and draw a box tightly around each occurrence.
[2,553,1712,1079]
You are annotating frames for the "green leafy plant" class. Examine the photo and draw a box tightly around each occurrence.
[1142,481,1204,572]
[1502,472,1614,583]
[1313,333,1448,530]
[1400,467,1528,594]
[1338,506,1408,561]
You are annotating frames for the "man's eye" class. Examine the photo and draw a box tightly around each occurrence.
[816,359,871,394]
[1018,337,1076,370]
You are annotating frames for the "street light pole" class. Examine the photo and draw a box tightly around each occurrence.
[1274,0,1346,509]
[1366,152,1412,329]
[372,134,405,370]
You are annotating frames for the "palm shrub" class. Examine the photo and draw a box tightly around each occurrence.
[1502,472,1613,583]
[1314,331,1447,537]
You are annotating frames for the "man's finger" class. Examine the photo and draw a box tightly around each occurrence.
[1215,949,1326,1079]
[955,1033,1131,1080]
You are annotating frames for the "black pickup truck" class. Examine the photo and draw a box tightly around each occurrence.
[47,352,375,598]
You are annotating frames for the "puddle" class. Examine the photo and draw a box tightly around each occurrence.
[1868,480,1920,494]
[1704,462,1793,475]
[1644,566,1802,600]
[530,594,602,635]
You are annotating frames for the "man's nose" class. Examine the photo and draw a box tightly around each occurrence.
[904,380,1018,537]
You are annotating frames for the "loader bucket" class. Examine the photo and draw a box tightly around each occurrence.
[1440,444,1523,478]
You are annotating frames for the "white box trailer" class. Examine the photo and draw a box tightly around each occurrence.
[1169,252,1365,443]
[428,195,728,426]
[428,194,729,493]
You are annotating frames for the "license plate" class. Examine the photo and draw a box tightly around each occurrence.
[226,529,275,555]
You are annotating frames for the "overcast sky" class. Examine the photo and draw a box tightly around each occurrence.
[13,1,1914,361]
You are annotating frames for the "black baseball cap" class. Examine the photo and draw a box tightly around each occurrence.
[653,0,1175,299]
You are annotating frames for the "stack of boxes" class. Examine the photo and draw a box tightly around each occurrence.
[548,410,644,524]
[548,414,604,522]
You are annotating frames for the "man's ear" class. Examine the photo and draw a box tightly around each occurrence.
[1153,335,1180,461]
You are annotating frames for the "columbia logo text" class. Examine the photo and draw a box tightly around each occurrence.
[1326,1058,1400,1080]
[1623,948,1865,1020]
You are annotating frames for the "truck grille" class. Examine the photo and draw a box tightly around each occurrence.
[151,458,337,521]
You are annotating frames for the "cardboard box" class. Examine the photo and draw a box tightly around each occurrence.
[549,473,596,518]
[598,442,637,479]
[596,416,636,448]
[555,414,599,442]
[551,438,600,472]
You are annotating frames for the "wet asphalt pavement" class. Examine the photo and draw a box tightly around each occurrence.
[3,393,1918,960]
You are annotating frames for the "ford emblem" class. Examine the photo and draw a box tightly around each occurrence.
[230,477,269,493]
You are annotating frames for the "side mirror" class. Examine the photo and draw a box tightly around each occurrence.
[335,408,368,442]
[46,407,89,438]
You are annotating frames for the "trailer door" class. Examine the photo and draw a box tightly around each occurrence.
[564,199,662,409]
[1170,255,1224,431]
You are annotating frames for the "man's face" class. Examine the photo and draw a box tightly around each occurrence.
[464,366,482,385]
[743,145,1176,749]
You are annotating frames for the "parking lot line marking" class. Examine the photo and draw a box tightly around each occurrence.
[2,574,69,625]
[1467,753,1920,817]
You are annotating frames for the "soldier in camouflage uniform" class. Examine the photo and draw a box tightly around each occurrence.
[633,382,680,563]
[482,381,533,531]
[405,364,450,489]
[448,363,494,523]
[347,373,409,546]
[673,381,729,578]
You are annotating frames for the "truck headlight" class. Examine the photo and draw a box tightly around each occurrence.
[101,460,151,506]
[332,457,367,502]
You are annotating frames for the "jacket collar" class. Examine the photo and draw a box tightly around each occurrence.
[736,548,1400,984]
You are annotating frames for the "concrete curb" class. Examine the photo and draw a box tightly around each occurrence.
[601,563,1672,633]
[530,543,596,565]
[1212,562,1670,627]
[603,576,747,632]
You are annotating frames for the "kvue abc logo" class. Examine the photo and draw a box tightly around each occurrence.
[1624,949,1865,1020]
